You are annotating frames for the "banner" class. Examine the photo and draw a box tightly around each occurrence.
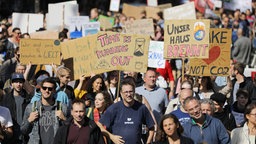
[20,39,61,65]
[188,28,231,76]
[164,2,196,20]
[147,0,158,6]
[148,41,165,68]
[92,31,150,72]
[164,19,210,59]
[124,19,154,37]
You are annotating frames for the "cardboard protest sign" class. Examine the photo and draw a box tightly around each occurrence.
[164,19,210,59]
[30,31,59,39]
[20,39,61,65]
[122,3,144,20]
[13,13,44,34]
[224,0,252,12]
[188,28,231,76]
[98,15,115,30]
[92,31,150,72]
[145,6,160,19]
[62,35,111,79]
[61,37,93,79]
[109,0,120,12]
[164,2,196,20]
[148,41,165,68]
[68,16,89,39]
[82,22,100,36]
[124,19,154,37]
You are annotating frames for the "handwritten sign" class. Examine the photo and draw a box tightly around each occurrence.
[164,19,210,59]
[92,31,150,72]
[164,2,196,20]
[148,41,165,68]
[188,28,231,76]
[110,0,120,12]
[61,37,92,79]
[20,39,61,65]
[124,19,154,37]
[98,15,115,30]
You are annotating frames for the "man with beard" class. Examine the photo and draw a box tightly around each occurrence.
[229,62,253,104]
[1,73,31,143]
[183,97,230,144]
[21,78,67,144]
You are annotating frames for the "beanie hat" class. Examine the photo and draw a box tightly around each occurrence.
[210,93,226,104]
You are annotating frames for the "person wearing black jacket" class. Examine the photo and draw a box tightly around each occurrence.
[0,73,31,143]
[210,93,237,133]
[54,99,104,144]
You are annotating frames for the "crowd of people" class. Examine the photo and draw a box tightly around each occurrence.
[0,1,256,144]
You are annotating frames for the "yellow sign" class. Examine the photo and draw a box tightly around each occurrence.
[188,28,231,76]
[164,19,210,59]
[20,39,61,65]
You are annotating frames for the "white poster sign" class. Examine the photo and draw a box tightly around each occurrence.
[148,41,165,68]
[164,2,196,20]
[109,0,120,12]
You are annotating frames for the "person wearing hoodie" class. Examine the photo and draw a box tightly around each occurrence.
[30,75,69,107]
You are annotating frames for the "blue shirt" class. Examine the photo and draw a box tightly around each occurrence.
[171,107,190,125]
[99,101,155,144]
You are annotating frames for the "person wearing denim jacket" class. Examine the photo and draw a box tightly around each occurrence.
[20,77,68,144]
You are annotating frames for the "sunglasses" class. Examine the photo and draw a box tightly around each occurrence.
[42,86,54,91]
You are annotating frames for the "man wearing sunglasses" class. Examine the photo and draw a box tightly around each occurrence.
[21,77,67,144]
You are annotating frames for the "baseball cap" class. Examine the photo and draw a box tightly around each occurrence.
[11,73,25,82]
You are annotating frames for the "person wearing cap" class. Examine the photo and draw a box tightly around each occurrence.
[210,92,237,132]
[0,72,32,143]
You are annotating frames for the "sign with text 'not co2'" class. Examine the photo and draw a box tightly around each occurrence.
[188,28,231,76]
[20,39,61,65]
[164,19,210,59]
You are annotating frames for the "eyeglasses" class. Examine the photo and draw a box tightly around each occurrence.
[15,32,21,35]
[42,86,54,91]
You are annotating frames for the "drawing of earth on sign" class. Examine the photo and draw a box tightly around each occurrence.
[95,59,111,69]
[193,22,206,41]
[202,46,221,65]
[134,38,145,56]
